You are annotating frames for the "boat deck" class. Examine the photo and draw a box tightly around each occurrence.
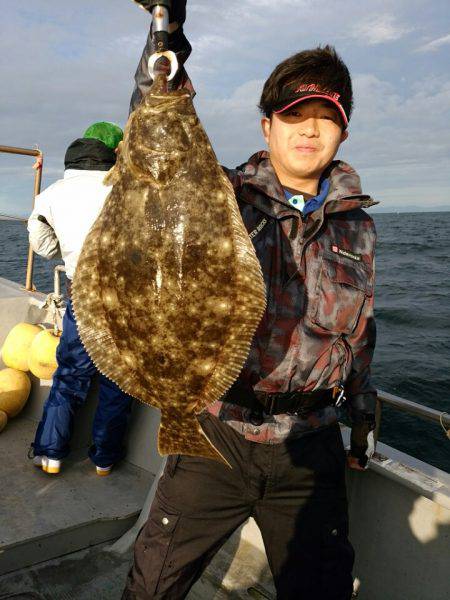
[0,417,153,576]
[1,277,449,599]
[0,536,273,600]
[0,543,133,600]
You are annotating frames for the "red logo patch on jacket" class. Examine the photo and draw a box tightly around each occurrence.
[331,244,362,262]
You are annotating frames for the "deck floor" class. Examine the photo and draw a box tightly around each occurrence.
[0,417,153,575]
[0,542,253,599]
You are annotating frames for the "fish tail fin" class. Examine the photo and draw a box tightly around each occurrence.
[158,411,231,467]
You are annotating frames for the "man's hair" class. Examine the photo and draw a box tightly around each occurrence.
[258,45,353,122]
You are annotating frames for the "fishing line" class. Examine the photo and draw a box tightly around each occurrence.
[439,412,450,439]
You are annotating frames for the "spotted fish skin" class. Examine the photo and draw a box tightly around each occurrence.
[71,75,266,463]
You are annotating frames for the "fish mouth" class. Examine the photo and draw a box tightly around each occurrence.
[145,89,192,112]
[140,147,190,157]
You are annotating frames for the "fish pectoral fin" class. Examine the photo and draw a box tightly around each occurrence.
[158,411,231,467]
[103,164,119,186]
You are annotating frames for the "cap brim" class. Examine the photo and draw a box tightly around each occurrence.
[273,94,348,128]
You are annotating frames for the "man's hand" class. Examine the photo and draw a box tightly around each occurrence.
[32,155,43,170]
[133,0,160,11]
[348,414,376,472]
[347,454,367,471]
[133,0,186,26]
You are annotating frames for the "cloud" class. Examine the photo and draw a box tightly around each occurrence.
[351,14,413,45]
[195,79,265,166]
[347,71,450,168]
[195,34,233,54]
[341,72,450,208]
[1,0,449,215]
[416,33,450,53]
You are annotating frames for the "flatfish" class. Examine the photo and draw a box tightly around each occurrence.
[72,74,266,463]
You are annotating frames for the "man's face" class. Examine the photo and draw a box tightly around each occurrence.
[261,99,348,184]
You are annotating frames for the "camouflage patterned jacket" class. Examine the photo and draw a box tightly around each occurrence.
[131,26,378,463]
[220,154,378,458]
[224,153,377,398]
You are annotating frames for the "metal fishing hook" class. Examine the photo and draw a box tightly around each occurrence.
[147,2,178,81]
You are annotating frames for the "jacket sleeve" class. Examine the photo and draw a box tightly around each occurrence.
[344,262,377,468]
[130,25,193,113]
[222,166,245,196]
[27,192,61,259]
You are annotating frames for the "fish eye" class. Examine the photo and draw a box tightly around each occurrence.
[186,115,199,126]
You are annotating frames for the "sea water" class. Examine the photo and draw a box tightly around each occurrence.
[1,212,449,471]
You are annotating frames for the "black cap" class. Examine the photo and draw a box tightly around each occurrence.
[272,83,349,128]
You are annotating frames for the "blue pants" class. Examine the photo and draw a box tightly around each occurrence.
[32,300,134,467]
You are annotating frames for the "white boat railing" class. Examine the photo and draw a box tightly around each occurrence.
[377,389,450,431]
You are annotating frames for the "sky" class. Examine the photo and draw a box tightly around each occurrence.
[1,0,450,216]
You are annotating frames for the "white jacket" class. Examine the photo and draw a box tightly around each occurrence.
[28,169,112,279]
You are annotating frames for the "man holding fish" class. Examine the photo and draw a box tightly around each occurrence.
[120,2,377,598]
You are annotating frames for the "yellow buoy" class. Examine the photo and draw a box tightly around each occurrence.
[0,368,31,418]
[0,410,8,432]
[28,329,61,380]
[1,323,42,371]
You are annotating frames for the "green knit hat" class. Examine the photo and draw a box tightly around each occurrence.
[83,121,123,150]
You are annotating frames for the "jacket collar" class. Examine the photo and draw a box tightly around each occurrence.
[239,151,378,220]
[63,169,110,179]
